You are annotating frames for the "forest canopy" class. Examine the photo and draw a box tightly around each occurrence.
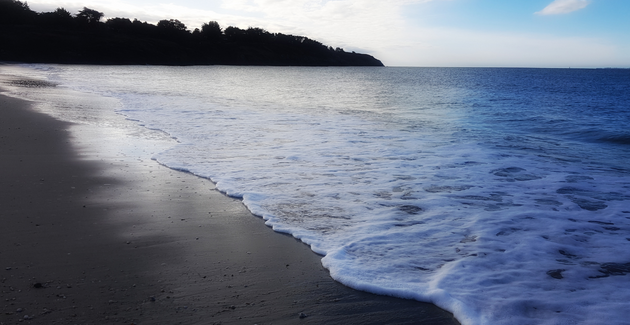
[0,0,384,66]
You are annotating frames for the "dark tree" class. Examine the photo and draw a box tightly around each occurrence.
[0,4,384,66]
[157,19,187,32]
[76,7,104,24]
[106,17,133,31]
[246,27,270,41]
[0,0,30,13]
[224,26,246,41]
[130,19,158,36]
[53,8,73,19]
[0,0,36,24]
[201,21,222,40]
[38,8,74,27]
[157,19,189,40]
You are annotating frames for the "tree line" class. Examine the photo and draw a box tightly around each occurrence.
[0,0,384,66]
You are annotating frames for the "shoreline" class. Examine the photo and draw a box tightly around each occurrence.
[0,83,459,324]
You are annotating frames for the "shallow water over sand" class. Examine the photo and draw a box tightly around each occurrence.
[5,65,630,325]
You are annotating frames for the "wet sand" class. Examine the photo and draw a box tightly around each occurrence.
[0,88,460,324]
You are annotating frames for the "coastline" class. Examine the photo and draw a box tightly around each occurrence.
[0,83,459,324]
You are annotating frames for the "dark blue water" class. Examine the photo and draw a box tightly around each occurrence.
[463,68,629,143]
[394,67,630,168]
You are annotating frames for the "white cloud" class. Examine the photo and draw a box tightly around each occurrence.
[380,26,624,68]
[215,0,428,57]
[535,0,590,15]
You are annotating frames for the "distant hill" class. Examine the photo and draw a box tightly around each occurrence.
[0,0,384,66]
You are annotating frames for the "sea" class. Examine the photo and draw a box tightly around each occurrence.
[2,65,630,325]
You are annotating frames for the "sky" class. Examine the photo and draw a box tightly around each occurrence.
[25,0,630,67]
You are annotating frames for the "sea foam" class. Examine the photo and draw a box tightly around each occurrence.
[8,64,630,325]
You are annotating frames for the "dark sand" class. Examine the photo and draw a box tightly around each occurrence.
[0,87,460,324]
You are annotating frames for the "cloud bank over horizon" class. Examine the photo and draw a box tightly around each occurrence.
[24,0,630,68]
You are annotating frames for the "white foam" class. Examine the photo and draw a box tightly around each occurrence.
[10,64,630,325]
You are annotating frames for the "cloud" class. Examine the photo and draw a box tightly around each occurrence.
[391,27,620,68]
[535,0,589,15]
[217,0,423,55]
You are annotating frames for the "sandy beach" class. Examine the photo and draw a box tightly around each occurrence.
[0,79,459,324]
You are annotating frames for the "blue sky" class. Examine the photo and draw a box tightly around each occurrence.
[26,0,630,67]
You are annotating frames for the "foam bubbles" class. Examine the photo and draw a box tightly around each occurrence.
[16,65,630,325]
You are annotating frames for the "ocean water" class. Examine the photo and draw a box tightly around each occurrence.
[4,65,630,324]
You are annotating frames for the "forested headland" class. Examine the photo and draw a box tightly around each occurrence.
[0,0,384,66]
